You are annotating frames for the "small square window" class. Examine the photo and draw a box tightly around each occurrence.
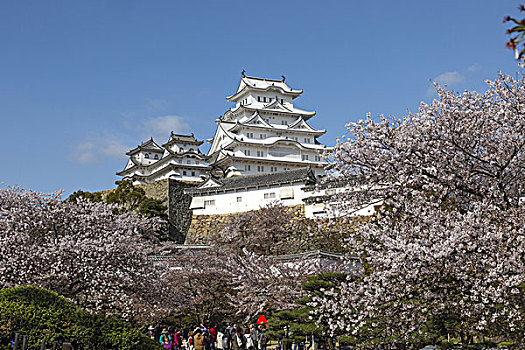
[237,197,242,203]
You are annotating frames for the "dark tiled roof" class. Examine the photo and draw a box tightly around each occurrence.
[186,167,316,195]
[163,132,203,147]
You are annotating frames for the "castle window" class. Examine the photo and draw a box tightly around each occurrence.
[191,171,195,176]
[237,196,242,203]
[245,150,251,156]
[302,155,309,161]
[281,120,288,125]
[259,134,266,139]
[315,155,321,162]
[145,154,150,159]
[183,171,187,175]
[180,148,184,152]
[264,192,276,199]
[247,132,254,138]
[187,160,192,164]
[271,166,278,172]
[257,165,264,172]
[189,148,194,152]
[256,150,264,157]
[245,165,251,171]
[304,138,311,143]
[204,200,215,207]
[154,154,159,160]
[280,99,284,104]
[258,96,261,102]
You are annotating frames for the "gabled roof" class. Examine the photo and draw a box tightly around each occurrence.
[199,177,224,189]
[262,99,294,112]
[227,73,303,102]
[162,132,203,148]
[241,111,273,127]
[186,167,317,195]
[288,117,324,133]
[126,138,164,156]
[206,121,238,156]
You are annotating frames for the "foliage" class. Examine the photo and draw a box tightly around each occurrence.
[0,186,176,323]
[313,73,525,348]
[70,181,167,219]
[138,197,168,218]
[66,189,102,203]
[268,273,349,345]
[0,286,161,350]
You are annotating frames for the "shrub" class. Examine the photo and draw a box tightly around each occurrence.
[0,286,161,350]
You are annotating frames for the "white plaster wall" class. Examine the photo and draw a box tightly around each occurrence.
[191,182,308,215]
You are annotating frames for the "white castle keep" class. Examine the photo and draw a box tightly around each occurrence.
[207,71,329,178]
[117,72,331,187]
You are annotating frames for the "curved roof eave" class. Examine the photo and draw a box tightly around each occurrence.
[226,85,303,102]
[227,138,329,151]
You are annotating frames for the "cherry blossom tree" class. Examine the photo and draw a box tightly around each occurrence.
[164,203,343,323]
[0,186,175,323]
[314,73,525,347]
[504,5,525,63]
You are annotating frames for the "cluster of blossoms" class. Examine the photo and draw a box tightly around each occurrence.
[313,73,525,346]
[0,187,176,322]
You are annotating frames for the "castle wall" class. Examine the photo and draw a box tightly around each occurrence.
[137,179,197,243]
[185,205,305,244]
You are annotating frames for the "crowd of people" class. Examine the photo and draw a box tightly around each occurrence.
[145,324,270,350]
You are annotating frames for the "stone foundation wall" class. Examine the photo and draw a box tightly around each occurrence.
[185,205,305,244]
[185,204,366,252]
[138,179,197,243]
[168,180,197,243]
[138,179,170,203]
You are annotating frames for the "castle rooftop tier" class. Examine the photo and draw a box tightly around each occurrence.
[207,72,331,178]
[117,132,208,184]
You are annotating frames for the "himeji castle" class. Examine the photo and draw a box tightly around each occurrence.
[117,133,208,184]
[206,72,330,178]
[117,72,330,185]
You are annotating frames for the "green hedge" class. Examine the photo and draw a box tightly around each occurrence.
[0,286,161,350]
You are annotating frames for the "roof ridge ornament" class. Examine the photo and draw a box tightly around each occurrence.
[281,75,286,82]
[241,69,246,77]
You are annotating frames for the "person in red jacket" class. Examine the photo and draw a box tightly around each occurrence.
[210,326,217,350]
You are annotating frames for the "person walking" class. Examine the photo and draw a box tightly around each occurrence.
[216,328,224,350]
[194,329,205,350]
[258,331,268,350]
[231,328,245,350]
[174,328,182,350]
[222,327,231,350]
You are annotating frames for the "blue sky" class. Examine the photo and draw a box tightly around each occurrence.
[0,0,522,195]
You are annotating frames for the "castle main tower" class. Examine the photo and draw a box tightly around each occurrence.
[207,72,330,178]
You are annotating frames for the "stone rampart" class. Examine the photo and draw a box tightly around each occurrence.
[138,179,197,243]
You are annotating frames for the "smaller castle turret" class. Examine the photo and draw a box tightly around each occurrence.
[116,133,208,184]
